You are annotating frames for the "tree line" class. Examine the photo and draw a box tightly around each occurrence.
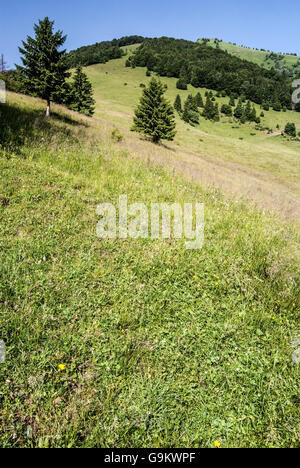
[126,37,293,109]
[66,36,145,68]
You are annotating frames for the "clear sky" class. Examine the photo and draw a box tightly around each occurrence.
[1,0,299,68]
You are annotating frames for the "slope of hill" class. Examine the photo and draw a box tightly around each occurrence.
[0,91,299,448]
[84,47,300,220]
[198,38,300,79]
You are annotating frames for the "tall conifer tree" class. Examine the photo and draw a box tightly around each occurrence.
[195,92,204,108]
[202,96,215,120]
[69,67,95,116]
[174,94,182,113]
[234,99,244,119]
[132,78,176,143]
[17,17,69,117]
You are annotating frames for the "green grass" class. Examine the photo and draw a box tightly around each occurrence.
[197,39,300,76]
[0,93,299,448]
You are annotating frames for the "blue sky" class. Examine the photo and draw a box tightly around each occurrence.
[1,0,299,68]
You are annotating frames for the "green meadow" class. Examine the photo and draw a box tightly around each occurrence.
[1,33,300,448]
[84,47,300,219]
[198,38,300,75]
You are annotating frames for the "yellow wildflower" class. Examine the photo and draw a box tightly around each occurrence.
[214,440,221,448]
[58,364,66,371]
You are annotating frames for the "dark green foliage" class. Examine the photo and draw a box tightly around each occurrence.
[185,95,198,112]
[179,65,190,83]
[17,17,70,116]
[187,110,200,125]
[0,70,21,92]
[132,78,176,143]
[67,36,145,68]
[229,95,235,106]
[203,96,219,121]
[221,104,233,116]
[233,99,259,124]
[250,106,258,123]
[68,67,95,116]
[244,101,252,120]
[203,96,214,120]
[195,92,204,107]
[284,122,296,137]
[174,94,182,113]
[214,103,220,122]
[181,95,200,125]
[234,99,244,119]
[146,69,151,77]
[182,106,190,123]
[240,113,247,124]
[129,37,292,107]
[176,78,188,90]
[273,102,282,112]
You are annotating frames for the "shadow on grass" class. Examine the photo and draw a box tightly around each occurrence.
[50,110,89,127]
[138,135,176,152]
[0,101,88,154]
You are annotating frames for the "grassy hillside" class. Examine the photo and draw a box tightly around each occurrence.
[198,39,300,78]
[0,91,299,448]
[83,48,300,220]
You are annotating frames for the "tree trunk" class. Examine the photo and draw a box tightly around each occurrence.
[45,100,50,117]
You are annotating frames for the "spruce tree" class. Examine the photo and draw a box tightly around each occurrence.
[221,104,232,116]
[195,92,204,108]
[185,94,198,112]
[202,96,215,120]
[240,112,247,124]
[69,67,95,116]
[272,102,282,112]
[17,17,69,117]
[182,95,200,125]
[244,101,252,121]
[213,103,220,122]
[250,106,257,122]
[174,94,182,113]
[132,78,176,143]
[234,99,244,119]
[229,95,235,106]
[284,122,296,137]
[182,106,190,123]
